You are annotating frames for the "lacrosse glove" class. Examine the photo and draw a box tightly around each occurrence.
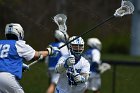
[64,55,75,68]
[46,45,59,56]
[22,63,29,72]
[99,63,111,74]
[73,73,86,83]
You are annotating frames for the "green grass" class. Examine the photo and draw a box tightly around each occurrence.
[20,54,140,93]
[102,54,140,61]
[20,62,49,93]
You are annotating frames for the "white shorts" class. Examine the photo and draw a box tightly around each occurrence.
[55,84,87,93]
[49,70,60,84]
[0,72,24,93]
[87,72,101,91]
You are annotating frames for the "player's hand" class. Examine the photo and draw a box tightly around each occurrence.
[46,45,59,56]
[64,55,75,68]
[73,73,85,83]
[22,63,29,72]
[99,63,111,74]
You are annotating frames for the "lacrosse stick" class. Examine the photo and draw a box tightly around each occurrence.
[53,14,67,32]
[114,0,134,17]
[59,0,134,49]
[28,0,134,67]
[54,14,77,86]
[28,55,43,67]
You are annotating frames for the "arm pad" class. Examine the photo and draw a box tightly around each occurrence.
[55,63,66,73]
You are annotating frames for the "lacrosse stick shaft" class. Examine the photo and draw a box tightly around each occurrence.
[28,55,43,67]
[54,14,77,85]
[54,14,77,75]
[28,60,38,67]
[63,32,77,75]
[59,15,115,49]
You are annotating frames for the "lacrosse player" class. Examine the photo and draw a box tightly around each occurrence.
[45,30,69,93]
[0,23,57,93]
[83,38,111,93]
[55,36,90,93]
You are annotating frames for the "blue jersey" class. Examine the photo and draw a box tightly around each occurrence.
[83,48,101,73]
[46,42,69,70]
[0,40,35,79]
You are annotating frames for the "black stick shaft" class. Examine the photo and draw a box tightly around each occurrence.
[59,15,115,49]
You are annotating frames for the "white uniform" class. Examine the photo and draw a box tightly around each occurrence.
[84,48,101,91]
[46,42,69,84]
[55,55,90,93]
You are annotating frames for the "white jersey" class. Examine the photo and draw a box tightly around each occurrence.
[45,42,69,84]
[55,55,90,93]
[83,48,101,91]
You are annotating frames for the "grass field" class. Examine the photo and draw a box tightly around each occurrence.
[20,54,140,93]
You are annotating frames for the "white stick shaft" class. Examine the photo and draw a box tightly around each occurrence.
[28,60,38,67]
[28,55,43,67]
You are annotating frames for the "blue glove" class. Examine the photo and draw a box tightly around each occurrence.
[22,63,29,72]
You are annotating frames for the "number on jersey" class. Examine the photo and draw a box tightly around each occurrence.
[0,44,10,58]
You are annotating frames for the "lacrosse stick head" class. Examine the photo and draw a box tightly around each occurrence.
[114,0,134,17]
[53,14,67,32]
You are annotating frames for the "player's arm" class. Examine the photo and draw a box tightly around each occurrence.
[33,45,59,60]
[55,56,66,73]
[90,49,101,72]
[16,40,58,61]
[55,55,75,73]
[73,60,90,83]
[80,73,90,81]
[73,72,89,84]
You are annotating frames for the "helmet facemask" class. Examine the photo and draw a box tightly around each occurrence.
[69,36,84,58]
[70,44,84,58]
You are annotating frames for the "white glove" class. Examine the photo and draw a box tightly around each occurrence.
[99,63,111,74]
[46,45,59,56]
[73,73,85,83]
[22,63,29,72]
[64,55,75,68]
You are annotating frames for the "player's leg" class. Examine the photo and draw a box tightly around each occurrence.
[87,73,101,93]
[46,70,60,93]
[47,83,56,93]
[84,80,90,93]
[0,72,24,93]
[93,74,101,93]
[54,86,67,93]
[94,90,100,93]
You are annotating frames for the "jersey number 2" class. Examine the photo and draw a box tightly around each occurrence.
[0,44,10,58]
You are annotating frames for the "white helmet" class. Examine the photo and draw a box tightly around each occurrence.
[69,36,84,57]
[87,38,102,50]
[5,23,24,40]
[54,30,69,42]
